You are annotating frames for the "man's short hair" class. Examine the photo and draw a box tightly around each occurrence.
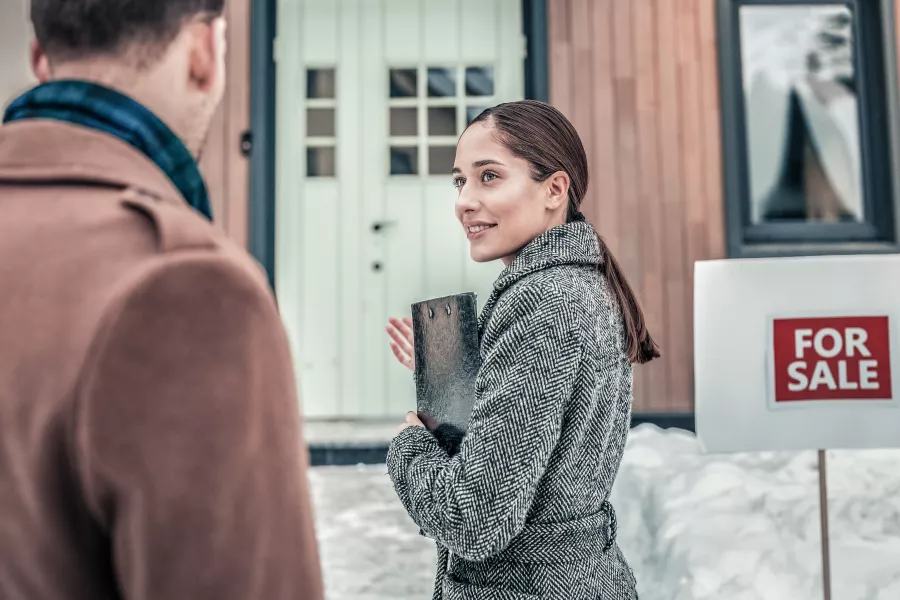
[31,0,226,66]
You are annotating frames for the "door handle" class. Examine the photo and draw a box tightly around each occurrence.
[372,220,397,233]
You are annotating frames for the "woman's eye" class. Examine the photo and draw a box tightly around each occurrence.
[452,177,465,189]
[481,171,498,183]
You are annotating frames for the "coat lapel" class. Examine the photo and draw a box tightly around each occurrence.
[477,222,602,337]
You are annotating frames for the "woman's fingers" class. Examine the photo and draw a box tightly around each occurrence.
[387,317,416,371]
[387,322,413,355]
[398,317,415,344]
[389,340,414,371]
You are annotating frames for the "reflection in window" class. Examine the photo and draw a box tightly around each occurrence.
[427,68,456,97]
[390,69,417,98]
[739,5,863,224]
[428,107,456,136]
[429,146,456,175]
[306,108,335,137]
[465,67,494,96]
[390,146,418,175]
[307,147,336,177]
[390,107,418,136]
[307,68,336,99]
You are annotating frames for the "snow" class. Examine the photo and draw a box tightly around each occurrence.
[308,425,900,600]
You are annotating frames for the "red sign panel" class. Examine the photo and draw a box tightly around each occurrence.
[772,316,892,402]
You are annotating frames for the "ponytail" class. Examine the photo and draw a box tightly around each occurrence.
[593,231,661,364]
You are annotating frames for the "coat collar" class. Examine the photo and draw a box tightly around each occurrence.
[493,221,602,294]
[0,119,184,204]
[3,80,212,220]
[478,222,602,333]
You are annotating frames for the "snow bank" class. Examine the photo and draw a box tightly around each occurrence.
[612,424,900,600]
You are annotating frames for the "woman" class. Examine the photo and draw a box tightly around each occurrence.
[385,100,658,600]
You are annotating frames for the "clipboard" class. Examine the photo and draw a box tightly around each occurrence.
[411,292,481,440]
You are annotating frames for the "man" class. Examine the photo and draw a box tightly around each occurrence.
[0,1,324,599]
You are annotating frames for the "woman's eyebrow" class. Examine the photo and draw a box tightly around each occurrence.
[452,159,506,174]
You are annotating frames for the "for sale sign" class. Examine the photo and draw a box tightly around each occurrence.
[772,316,893,402]
[695,254,900,453]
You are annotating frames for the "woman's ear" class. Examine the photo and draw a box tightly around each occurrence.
[545,171,570,211]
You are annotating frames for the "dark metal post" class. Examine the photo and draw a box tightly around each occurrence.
[818,450,832,600]
[248,0,278,290]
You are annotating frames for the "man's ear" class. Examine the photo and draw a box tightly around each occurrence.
[30,39,51,83]
[545,170,570,212]
[188,17,227,93]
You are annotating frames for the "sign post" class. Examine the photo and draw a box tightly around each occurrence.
[817,450,831,600]
[693,254,900,600]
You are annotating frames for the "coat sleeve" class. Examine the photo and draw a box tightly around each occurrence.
[72,257,324,600]
[387,281,584,561]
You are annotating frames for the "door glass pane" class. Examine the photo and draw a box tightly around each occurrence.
[428,107,457,136]
[307,147,336,177]
[389,69,417,98]
[466,106,488,124]
[739,5,863,224]
[390,146,418,175]
[390,107,418,136]
[429,146,456,175]
[307,68,336,99]
[307,108,335,137]
[465,67,494,97]
[427,67,456,97]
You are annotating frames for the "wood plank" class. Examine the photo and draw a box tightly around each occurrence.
[569,0,594,170]
[337,0,364,417]
[611,0,647,409]
[224,0,250,248]
[676,0,707,410]
[696,0,725,259]
[655,0,690,412]
[547,0,573,118]
[632,0,668,412]
[588,0,619,256]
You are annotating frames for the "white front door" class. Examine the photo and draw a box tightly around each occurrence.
[276,0,525,419]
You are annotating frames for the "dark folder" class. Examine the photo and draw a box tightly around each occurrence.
[411,292,481,454]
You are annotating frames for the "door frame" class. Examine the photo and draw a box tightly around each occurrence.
[248,0,550,288]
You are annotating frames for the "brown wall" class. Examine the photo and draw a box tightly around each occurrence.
[548,0,727,413]
[198,0,251,247]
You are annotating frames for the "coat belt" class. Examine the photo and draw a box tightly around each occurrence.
[497,500,618,564]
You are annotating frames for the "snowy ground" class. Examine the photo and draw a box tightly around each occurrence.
[308,424,900,600]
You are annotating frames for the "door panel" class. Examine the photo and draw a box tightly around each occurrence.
[277,0,524,418]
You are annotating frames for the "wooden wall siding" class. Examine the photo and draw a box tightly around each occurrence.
[547,0,726,413]
[198,0,251,247]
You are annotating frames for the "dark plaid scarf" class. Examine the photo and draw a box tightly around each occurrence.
[3,79,212,221]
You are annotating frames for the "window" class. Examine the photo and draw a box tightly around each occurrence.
[387,64,496,177]
[717,1,896,256]
[305,68,337,178]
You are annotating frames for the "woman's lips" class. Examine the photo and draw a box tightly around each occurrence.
[466,224,496,240]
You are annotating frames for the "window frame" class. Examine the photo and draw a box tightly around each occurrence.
[716,0,900,257]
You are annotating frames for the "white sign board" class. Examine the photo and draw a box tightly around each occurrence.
[694,254,900,453]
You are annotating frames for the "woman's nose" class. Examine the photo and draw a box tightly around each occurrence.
[455,186,479,212]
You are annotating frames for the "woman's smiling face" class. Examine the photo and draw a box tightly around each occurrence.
[452,120,569,265]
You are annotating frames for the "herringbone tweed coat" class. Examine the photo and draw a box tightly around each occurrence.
[387,222,638,600]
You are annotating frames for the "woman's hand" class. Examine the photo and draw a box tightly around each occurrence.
[397,411,425,433]
[386,316,415,371]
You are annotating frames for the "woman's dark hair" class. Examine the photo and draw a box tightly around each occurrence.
[470,100,660,364]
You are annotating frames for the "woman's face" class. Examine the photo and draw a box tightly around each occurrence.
[452,121,569,265]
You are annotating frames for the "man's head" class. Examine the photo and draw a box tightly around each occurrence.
[29,0,228,156]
